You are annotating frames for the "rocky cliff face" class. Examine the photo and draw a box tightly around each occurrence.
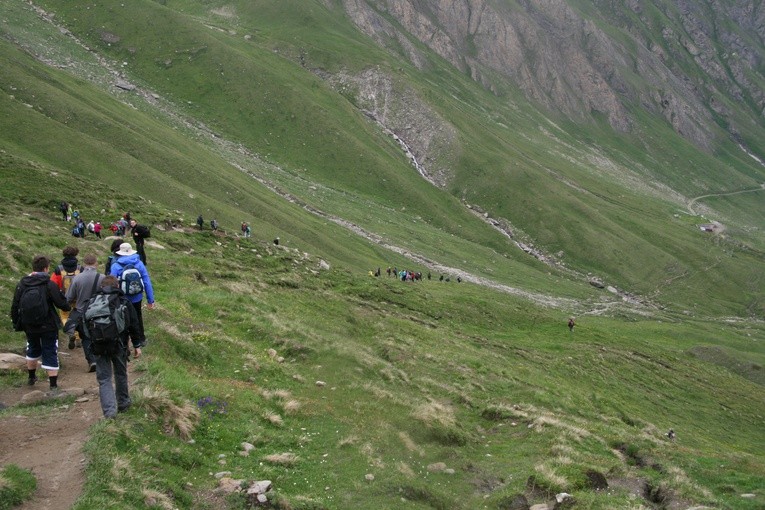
[338,0,764,152]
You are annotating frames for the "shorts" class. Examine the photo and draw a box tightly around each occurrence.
[25,330,60,371]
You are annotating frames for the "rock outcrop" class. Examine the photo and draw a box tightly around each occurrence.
[339,0,765,152]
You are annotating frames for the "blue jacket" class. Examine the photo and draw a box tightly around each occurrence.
[109,253,155,305]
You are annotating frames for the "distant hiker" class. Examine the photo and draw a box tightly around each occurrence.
[375,267,381,277]
[427,271,431,280]
[82,275,143,419]
[457,276,462,283]
[123,212,132,226]
[197,215,204,230]
[439,274,444,281]
[241,222,247,235]
[73,218,86,238]
[94,221,103,239]
[66,203,73,222]
[666,429,675,441]
[51,246,84,348]
[245,224,251,238]
[65,254,103,372]
[210,219,218,231]
[386,267,391,277]
[72,209,80,221]
[273,237,280,245]
[568,317,576,332]
[109,242,155,349]
[129,219,150,265]
[104,239,123,276]
[87,220,95,234]
[59,201,69,221]
[11,255,71,390]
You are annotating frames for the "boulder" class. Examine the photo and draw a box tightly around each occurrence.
[0,353,26,372]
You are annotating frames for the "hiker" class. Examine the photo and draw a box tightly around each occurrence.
[273,237,280,245]
[129,219,150,265]
[109,242,155,349]
[568,317,576,332]
[245,224,251,238]
[210,219,218,231]
[11,255,71,390]
[66,203,74,222]
[64,254,104,372]
[87,220,96,235]
[51,246,84,348]
[94,221,103,239]
[59,201,69,221]
[104,239,123,276]
[82,275,143,419]
[197,215,204,230]
[427,271,431,280]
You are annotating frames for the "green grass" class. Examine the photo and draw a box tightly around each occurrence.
[0,1,763,508]
[0,465,37,510]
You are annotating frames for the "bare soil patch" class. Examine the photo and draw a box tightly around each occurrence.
[0,348,110,509]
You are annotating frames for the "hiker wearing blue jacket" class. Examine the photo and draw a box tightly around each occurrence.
[109,242,155,350]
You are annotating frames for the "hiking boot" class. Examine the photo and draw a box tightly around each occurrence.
[117,404,131,413]
[68,335,76,349]
[89,362,97,373]
[27,376,38,386]
[45,387,63,398]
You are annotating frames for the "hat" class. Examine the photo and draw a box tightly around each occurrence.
[115,242,137,256]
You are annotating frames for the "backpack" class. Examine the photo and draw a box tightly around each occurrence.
[18,283,50,327]
[72,225,81,237]
[119,264,144,296]
[83,293,125,355]
[134,224,151,239]
[58,265,81,294]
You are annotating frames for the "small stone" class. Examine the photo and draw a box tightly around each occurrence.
[214,471,232,479]
[365,473,375,481]
[241,442,255,452]
[444,468,455,474]
[251,480,272,494]
[315,381,326,387]
[75,397,90,403]
[741,494,756,498]
[257,494,268,503]
[427,462,447,473]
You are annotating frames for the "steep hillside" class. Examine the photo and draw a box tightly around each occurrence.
[5,0,761,319]
[0,163,763,509]
[1,2,764,509]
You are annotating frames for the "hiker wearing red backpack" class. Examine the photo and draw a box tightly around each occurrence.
[11,255,71,391]
[109,242,155,353]
[51,246,84,349]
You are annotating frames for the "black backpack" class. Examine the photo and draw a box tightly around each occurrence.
[134,224,151,239]
[83,292,126,355]
[18,283,50,328]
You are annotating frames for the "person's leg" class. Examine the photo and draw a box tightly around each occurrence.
[39,330,60,387]
[113,344,130,411]
[131,300,146,344]
[24,331,42,384]
[95,354,117,418]
[77,322,96,371]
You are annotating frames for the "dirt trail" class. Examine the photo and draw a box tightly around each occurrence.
[0,348,110,509]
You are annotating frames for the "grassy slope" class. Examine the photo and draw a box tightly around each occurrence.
[0,166,763,509]
[28,0,765,318]
[0,1,763,509]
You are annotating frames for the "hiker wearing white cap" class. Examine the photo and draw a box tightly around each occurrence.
[109,242,155,352]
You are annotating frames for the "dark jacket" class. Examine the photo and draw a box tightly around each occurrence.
[82,286,144,349]
[132,224,149,246]
[11,273,71,333]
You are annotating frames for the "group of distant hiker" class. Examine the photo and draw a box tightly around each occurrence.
[10,202,156,419]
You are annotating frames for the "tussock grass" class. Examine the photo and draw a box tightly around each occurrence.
[263,453,299,466]
[135,387,199,441]
[264,411,284,426]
